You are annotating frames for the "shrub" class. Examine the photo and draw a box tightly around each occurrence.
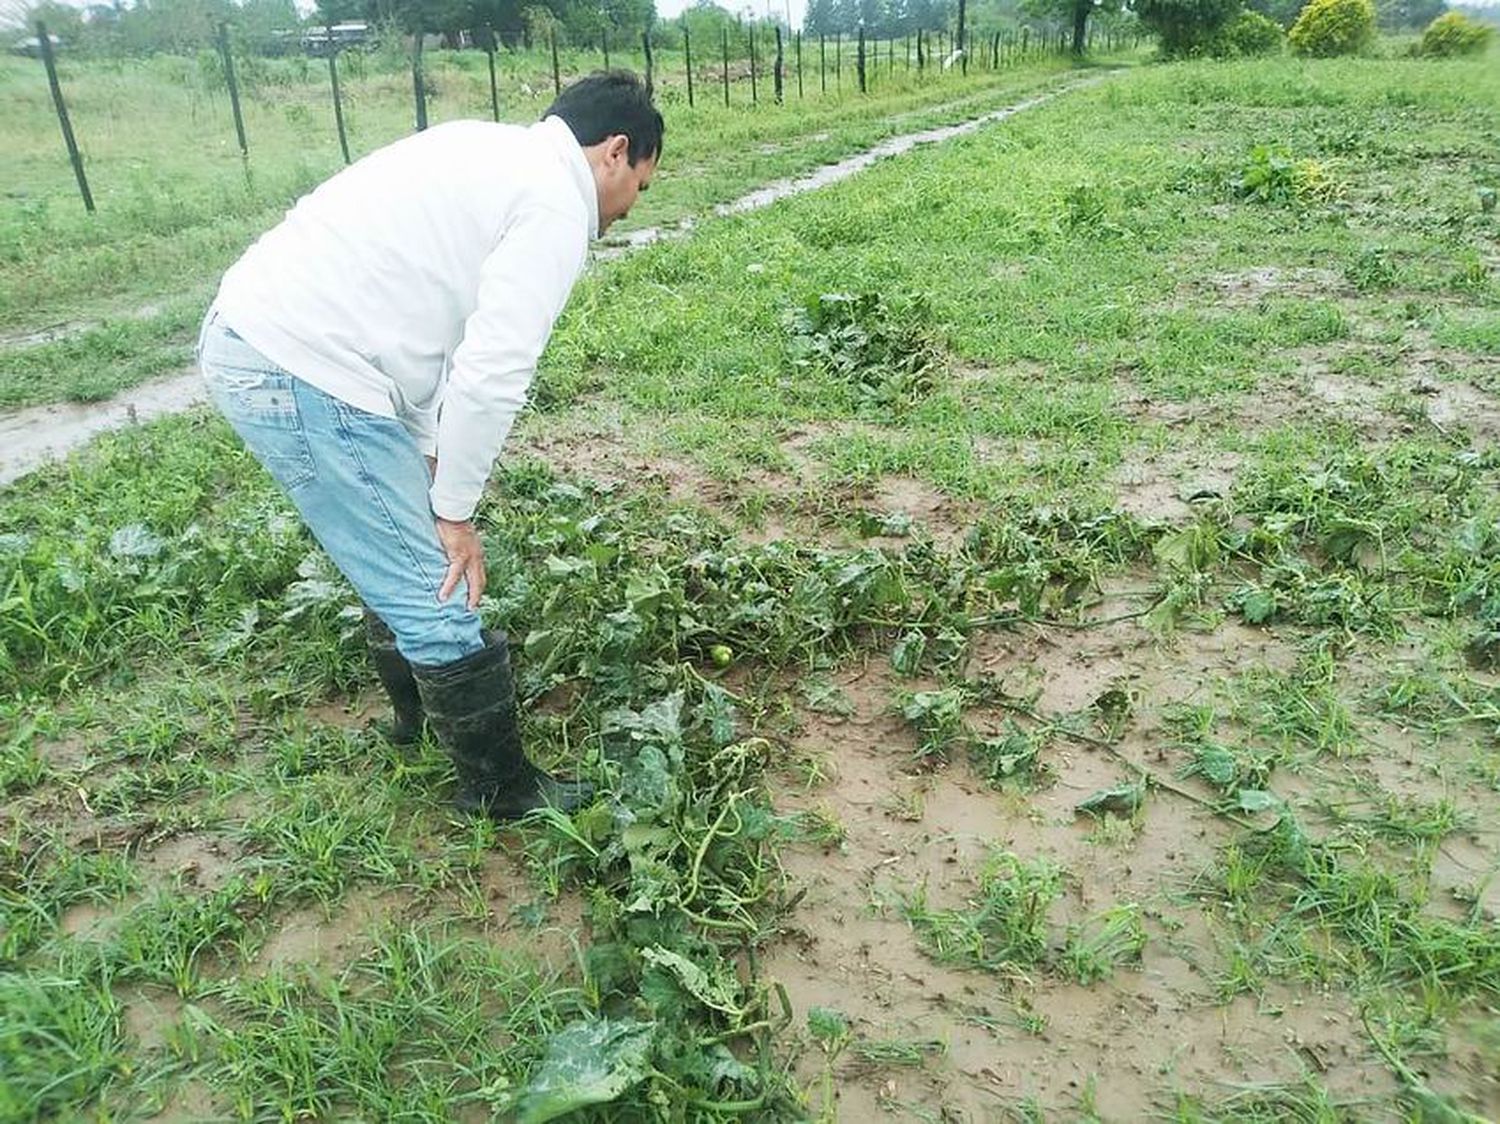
[1210,9,1287,55]
[1416,11,1494,56]
[1289,0,1377,55]
[1136,0,1243,56]
[1234,144,1343,205]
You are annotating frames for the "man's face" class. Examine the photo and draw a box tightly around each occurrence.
[594,135,655,235]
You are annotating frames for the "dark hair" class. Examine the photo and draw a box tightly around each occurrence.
[543,70,663,166]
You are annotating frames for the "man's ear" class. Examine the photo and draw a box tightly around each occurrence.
[606,134,630,163]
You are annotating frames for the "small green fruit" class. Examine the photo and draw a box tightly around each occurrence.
[709,644,734,668]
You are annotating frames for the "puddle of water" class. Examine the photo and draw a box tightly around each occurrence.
[601,77,1101,257]
[0,369,206,487]
[717,88,1070,215]
[0,302,166,350]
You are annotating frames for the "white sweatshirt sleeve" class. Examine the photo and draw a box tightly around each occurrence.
[428,203,588,522]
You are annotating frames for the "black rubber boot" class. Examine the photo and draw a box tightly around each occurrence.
[412,632,593,821]
[365,609,425,746]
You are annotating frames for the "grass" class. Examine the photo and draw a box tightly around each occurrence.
[0,42,1092,405]
[2,42,1500,1122]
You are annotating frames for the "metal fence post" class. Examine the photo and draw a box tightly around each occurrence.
[35,21,93,213]
[327,30,350,163]
[412,29,428,131]
[774,26,784,104]
[217,22,247,156]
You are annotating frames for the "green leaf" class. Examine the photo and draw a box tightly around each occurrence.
[544,554,594,579]
[108,523,166,559]
[692,684,737,749]
[1240,587,1277,624]
[625,567,670,614]
[801,678,855,717]
[524,628,560,661]
[807,1006,850,1046]
[514,1018,657,1124]
[1075,782,1144,818]
[1188,744,1239,789]
[640,946,742,1014]
[1237,789,1283,813]
[890,631,927,676]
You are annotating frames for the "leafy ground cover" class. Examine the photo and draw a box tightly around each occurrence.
[3,48,1500,1122]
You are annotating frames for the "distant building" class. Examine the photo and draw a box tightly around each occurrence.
[298,22,370,56]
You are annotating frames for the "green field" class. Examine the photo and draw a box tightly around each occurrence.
[3,43,1500,1123]
[0,43,1085,406]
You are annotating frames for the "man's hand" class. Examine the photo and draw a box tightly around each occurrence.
[435,517,485,610]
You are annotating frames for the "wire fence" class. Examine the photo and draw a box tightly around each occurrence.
[25,17,1143,215]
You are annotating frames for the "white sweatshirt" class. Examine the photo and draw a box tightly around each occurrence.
[213,116,599,522]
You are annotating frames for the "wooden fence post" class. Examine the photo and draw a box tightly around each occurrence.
[642,29,654,97]
[684,21,694,107]
[550,28,560,95]
[856,26,865,93]
[721,26,730,107]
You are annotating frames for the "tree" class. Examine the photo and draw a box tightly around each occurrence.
[1245,0,1305,27]
[1375,0,1444,28]
[12,0,86,41]
[1288,0,1374,53]
[805,0,838,32]
[1022,0,1122,53]
[1133,0,1241,53]
[903,0,953,31]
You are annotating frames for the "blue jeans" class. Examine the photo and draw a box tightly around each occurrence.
[197,310,484,668]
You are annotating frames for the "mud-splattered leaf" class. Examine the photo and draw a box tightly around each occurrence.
[514,1018,657,1124]
[890,630,927,676]
[108,523,166,559]
[1075,782,1144,818]
[1237,788,1283,814]
[641,946,741,1014]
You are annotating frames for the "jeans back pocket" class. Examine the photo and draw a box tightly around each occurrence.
[204,359,317,493]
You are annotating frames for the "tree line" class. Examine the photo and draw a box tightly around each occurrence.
[6,0,1463,60]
